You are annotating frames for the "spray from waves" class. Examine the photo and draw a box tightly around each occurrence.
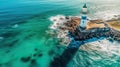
[68,39,120,67]
[48,14,120,46]
[49,15,66,30]
[48,14,120,66]
[93,10,120,21]
[48,15,71,46]
[81,39,120,55]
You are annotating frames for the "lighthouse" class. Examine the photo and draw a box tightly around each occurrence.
[80,4,88,30]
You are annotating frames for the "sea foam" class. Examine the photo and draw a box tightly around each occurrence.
[95,10,120,20]
[49,14,120,50]
[49,15,70,45]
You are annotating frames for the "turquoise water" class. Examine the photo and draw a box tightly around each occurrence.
[0,0,120,67]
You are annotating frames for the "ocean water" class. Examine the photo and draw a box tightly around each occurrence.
[0,0,120,67]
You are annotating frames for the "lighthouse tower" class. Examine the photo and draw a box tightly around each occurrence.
[80,4,88,30]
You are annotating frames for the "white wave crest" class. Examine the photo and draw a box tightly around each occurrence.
[49,15,71,45]
[49,15,66,30]
[95,10,120,20]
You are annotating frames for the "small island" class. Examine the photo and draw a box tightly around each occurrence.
[49,4,120,67]
[49,4,120,46]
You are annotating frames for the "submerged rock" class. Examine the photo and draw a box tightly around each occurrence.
[20,56,31,63]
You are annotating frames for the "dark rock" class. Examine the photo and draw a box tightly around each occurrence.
[20,56,31,62]
[38,54,43,57]
[65,17,69,19]
[0,39,19,48]
[30,59,36,64]
[114,15,117,17]
[33,54,37,57]
[29,59,37,67]
[24,34,34,39]
[34,48,38,51]
[8,40,19,47]
[48,50,54,56]
[0,31,19,38]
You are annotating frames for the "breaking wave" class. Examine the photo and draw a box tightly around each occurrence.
[48,13,120,67]
[94,10,120,20]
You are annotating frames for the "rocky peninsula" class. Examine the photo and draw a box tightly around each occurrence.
[49,15,120,45]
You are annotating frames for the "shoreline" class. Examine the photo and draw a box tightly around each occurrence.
[49,15,120,46]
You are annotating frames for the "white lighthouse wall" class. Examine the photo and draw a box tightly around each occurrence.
[82,8,87,13]
[80,19,87,28]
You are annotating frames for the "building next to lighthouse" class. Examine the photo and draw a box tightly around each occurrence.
[80,4,88,30]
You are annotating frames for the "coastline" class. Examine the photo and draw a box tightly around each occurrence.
[49,14,120,46]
